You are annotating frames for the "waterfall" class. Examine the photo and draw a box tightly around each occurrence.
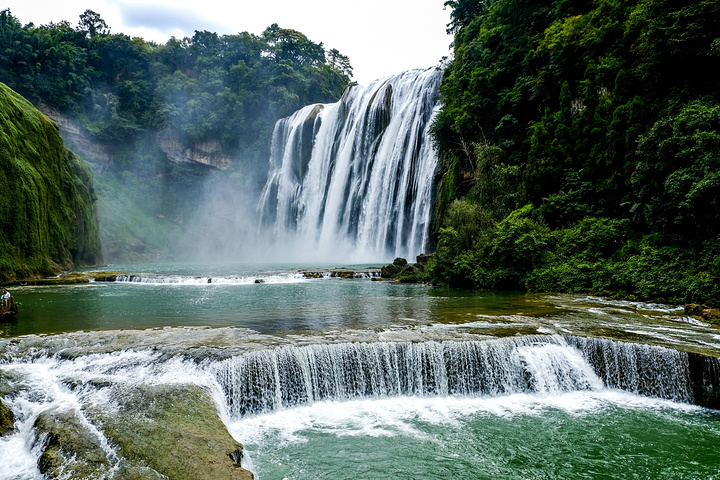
[257,68,442,262]
[3,331,720,477]
[211,336,720,417]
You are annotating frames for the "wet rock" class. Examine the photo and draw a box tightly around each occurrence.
[685,304,720,322]
[0,397,14,436]
[331,270,355,279]
[380,256,431,282]
[96,384,253,480]
[381,258,408,278]
[34,409,113,478]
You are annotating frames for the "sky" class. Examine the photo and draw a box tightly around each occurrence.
[3,0,453,86]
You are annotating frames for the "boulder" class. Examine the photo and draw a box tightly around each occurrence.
[381,258,408,278]
[415,254,433,270]
[0,397,14,436]
[685,304,720,322]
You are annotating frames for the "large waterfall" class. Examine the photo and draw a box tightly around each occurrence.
[257,68,442,262]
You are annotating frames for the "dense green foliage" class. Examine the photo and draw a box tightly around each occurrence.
[0,10,352,262]
[0,10,351,154]
[0,82,101,281]
[431,0,720,305]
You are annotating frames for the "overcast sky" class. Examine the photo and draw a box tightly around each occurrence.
[3,0,453,86]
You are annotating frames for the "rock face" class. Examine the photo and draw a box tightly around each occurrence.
[159,130,233,170]
[39,103,234,171]
[0,83,102,282]
[37,103,115,167]
[0,397,14,436]
[31,384,254,480]
[685,304,720,322]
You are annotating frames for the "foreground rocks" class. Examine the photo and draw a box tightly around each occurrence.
[685,304,720,323]
[31,384,253,480]
[380,254,433,282]
[0,397,13,436]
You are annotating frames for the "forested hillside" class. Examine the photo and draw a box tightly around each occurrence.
[430,0,720,305]
[0,82,101,281]
[0,9,352,261]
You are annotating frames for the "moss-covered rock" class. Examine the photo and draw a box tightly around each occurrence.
[685,304,720,324]
[0,396,14,436]
[95,384,253,480]
[16,270,125,285]
[0,82,102,283]
[34,409,114,478]
[381,256,432,283]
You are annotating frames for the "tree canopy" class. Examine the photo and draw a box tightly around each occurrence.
[430,0,720,306]
[0,9,353,157]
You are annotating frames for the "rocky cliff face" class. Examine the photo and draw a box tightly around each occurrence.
[158,131,233,170]
[0,83,102,281]
[39,104,233,171]
[37,103,115,168]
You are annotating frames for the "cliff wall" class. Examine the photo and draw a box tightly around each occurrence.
[0,83,102,281]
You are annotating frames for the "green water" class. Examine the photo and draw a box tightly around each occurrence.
[234,393,720,480]
[2,263,720,479]
[1,263,717,356]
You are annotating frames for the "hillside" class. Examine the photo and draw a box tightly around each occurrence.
[0,10,353,262]
[0,82,101,281]
[429,0,720,305]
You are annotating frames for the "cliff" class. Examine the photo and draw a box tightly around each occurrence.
[0,83,102,282]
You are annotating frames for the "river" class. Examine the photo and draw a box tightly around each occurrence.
[1,262,720,479]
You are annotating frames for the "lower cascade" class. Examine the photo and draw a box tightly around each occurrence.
[211,335,720,417]
[2,332,720,479]
[257,68,442,262]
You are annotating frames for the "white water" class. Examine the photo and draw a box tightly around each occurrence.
[257,68,442,263]
[112,272,308,285]
[1,331,717,479]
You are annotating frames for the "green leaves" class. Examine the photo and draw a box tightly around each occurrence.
[432,0,720,304]
[0,10,353,162]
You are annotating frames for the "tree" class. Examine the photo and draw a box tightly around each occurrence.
[326,48,353,78]
[77,9,109,38]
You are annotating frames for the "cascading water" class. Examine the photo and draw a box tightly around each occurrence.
[2,330,720,478]
[257,68,442,262]
[210,335,720,417]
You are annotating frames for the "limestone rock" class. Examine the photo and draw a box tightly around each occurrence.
[34,409,113,478]
[0,397,14,436]
[158,131,232,170]
[685,304,720,322]
[97,384,253,480]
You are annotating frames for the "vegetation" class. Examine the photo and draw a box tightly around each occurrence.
[0,10,351,154]
[0,9,353,262]
[0,82,101,282]
[0,396,13,434]
[430,0,720,306]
